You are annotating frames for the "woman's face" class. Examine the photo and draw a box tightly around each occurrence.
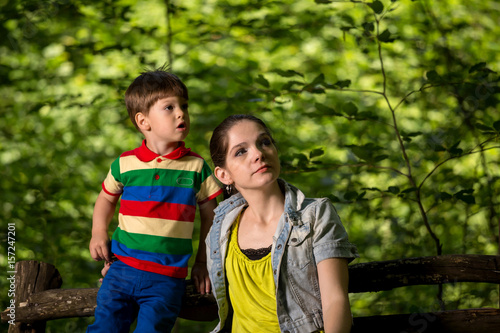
[215,120,280,193]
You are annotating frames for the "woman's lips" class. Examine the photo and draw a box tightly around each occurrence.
[255,165,270,173]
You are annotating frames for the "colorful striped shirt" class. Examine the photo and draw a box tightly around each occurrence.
[102,140,222,278]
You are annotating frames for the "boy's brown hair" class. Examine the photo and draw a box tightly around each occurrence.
[125,65,189,130]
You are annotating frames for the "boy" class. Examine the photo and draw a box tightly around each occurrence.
[87,67,222,332]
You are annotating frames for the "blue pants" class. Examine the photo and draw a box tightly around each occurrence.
[87,260,185,333]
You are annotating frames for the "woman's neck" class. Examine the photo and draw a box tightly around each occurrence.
[239,180,285,226]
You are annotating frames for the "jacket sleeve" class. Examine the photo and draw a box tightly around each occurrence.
[311,198,359,264]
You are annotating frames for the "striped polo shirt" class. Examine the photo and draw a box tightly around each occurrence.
[102,140,222,278]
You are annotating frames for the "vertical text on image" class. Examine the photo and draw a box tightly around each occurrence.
[7,222,17,325]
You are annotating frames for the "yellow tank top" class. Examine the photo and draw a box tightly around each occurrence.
[225,213,280,332]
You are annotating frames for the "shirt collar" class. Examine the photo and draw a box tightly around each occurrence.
[135,140,192,161]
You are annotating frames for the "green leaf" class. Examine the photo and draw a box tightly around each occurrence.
[357,191,367,200]
[281,80,302,91]
[368,1,384,14]
[315,103,342,116]
[374,154,389,162]
[401,187,418,194]
[475,123,494,131]
[438,192,453,201]
[293,153,309,167]
[323,80,352,89]
[327,194,341,202]
[449,141,463,155]
[454,189,476,204]
[362,22,375,33]
[311,73,325,85]
[344,191,358,201]
[310,87,326,94]
[403,131,423,138]
[341,14,355,26]
[362,187,382,192]
[426,70,441,82]
[494,121,500,132]
[387,186,400,194]
[355,111,378,120]
[272,69,304,78]
[469,62,487,73]
[346,143,384,162]
[309,148,325,159]
[255,74,270,88]
[456,194,476,204]
[378,29,394,43]
[334,80,351,88]
[342,101,358,116]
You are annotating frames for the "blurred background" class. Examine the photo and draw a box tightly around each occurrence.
[1,0,499,331]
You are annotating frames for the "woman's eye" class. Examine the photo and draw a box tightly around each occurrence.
[235,149,246,157]
[261,138,272,146]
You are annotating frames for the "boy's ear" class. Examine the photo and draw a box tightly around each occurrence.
[135,112,151,131]
[214,166,232,186]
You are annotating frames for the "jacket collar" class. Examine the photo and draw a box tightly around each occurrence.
[214,179,305,222]
[135,140,191,161]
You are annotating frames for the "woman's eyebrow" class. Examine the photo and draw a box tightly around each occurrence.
[229,142,246,154]
[228,132,269,154]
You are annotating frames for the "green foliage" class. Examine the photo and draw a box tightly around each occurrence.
[1,0,499,331]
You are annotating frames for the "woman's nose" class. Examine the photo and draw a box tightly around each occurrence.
[254,147,264,161]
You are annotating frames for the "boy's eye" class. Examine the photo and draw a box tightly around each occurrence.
[182,104,189,111]
[164,105,174,111]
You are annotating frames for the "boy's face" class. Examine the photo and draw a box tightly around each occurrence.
[142,95,190,145]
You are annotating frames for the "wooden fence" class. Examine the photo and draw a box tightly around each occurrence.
[2,254,500,332]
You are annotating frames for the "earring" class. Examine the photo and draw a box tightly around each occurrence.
[226,184,232,194]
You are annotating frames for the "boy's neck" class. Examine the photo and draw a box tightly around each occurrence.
[145,139,181,156]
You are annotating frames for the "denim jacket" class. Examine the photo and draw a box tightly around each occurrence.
[206,179,359,333]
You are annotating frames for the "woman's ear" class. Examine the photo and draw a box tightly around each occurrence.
[214,166,232,186]
[135,112,151,131]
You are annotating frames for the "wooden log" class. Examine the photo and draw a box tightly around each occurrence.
[1,284,217,324]
[2,255,499,325]
[178,281,218,322]
[6,289,98,323]
[348,254,500,293]
[351,308,500,333]
[7,261,62,333]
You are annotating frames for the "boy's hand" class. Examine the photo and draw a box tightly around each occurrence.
[89,233,111,262]
[191,261,211,295]
[98,260,114,283]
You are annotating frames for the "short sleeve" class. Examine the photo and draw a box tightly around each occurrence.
[312,198,359,264]
[196,161,222,204]
[101,158,123,196]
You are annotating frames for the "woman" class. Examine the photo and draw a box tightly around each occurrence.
[207,114,359,333]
